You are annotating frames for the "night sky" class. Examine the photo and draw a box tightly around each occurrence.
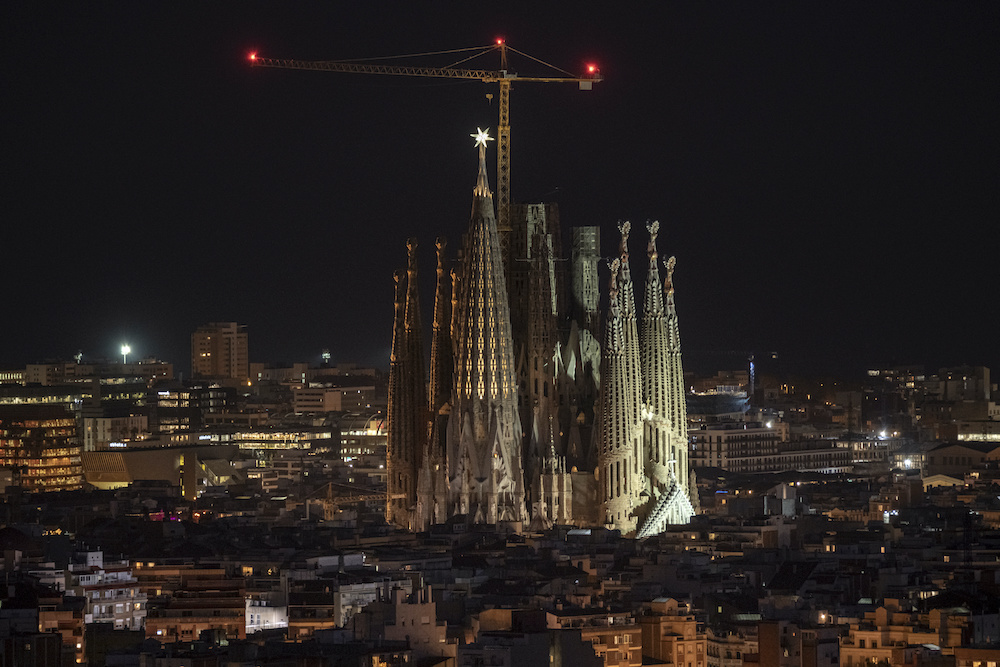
[4,3,997,378]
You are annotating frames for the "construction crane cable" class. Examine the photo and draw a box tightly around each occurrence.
[443,47,502,69]
[505,45,576,77]
[331,45,496,64]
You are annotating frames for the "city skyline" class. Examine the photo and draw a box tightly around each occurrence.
[3,2,997,377]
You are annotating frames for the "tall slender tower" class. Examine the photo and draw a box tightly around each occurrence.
[386,241,427,529]
[597,259,642,533]
[616,223,644,444]
[561,227,602,474]
[416,237,453,529]
[641,221,672,490]
[447,129,527,524]
[635,240,695,538]
[522,230,563,520]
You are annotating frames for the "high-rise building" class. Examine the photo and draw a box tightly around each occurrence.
[190,322,249,382]
[388,132,693,536]
[0,404,83,492]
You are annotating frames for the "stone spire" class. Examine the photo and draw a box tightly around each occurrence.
[597,259,642,534]
[416,237,454,530]
[387,243,428,529]
[635,246,694,539]
[640,221,671,483]
[428,237,453,420]
[523,228,560,516]
[662,254,689,486]
[617,222,643,432]
[447,130,526,524]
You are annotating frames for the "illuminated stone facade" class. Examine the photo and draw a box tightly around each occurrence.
[597,222,694,537]
[386,241,427,528]
[445,140,527,524]
[390,138,692,535]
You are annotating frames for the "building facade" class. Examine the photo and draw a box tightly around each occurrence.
[387,134,693,536]
[0,404,82,492]
[190,322,249,382]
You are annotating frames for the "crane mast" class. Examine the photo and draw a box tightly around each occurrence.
[250,41,601,259]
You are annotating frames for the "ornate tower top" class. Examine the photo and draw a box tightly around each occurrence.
[435,236,448,271]
[665,255,677,297]
[618,220,631,254]
[471,127,494,197]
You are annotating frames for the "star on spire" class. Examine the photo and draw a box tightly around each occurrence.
[471,127,494,148]
[471,127,493,197]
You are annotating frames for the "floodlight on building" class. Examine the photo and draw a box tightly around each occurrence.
[121,344,131,365]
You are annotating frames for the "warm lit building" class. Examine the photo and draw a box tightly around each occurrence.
[339,412,387,464]
[691,422,851,474]
[65,551,147,630]
[638,598,706,667]
[0,404,82,492]
[143,569,246,643]
[547,608,642,667]
[839,602,970,667]
[148,382,235,433]
[353,586,456,662]
[81,413,148,451]
[190,322,249,382]
[955,646,1000,667]
[23,359,173,386]
[925,441,1000,478]
[284,567,412,640]
[293,384,376,413]
[37,590,86,665]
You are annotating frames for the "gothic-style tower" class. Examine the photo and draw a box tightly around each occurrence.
[640,221,673,488]
[616,222,644,447]
[386,240,428,529]
[597,258,643,533]
[635,224,694,537]
[561,227,601,473]
[416,237,453,530]
[447,129,527,524]
[598,221,694,537]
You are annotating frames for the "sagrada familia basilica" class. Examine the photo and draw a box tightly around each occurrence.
[386,130,695,537]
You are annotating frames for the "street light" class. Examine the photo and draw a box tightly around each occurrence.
[121,344,131,365]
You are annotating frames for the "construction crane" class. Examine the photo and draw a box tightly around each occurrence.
[249,40,601,248]
[304,481,405,520]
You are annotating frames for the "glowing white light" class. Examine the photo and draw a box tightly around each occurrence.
[471,127,494,148]
[121,344,131,364]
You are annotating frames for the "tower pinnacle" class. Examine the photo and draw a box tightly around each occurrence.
[471,127,494,197]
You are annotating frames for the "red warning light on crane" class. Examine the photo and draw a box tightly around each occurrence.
[249,52,258,62]
[496,38,504,45]
[587,64,598,74]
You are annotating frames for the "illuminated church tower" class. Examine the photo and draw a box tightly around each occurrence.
[597,221,694,537]
[392,130,692,535]
[635,222,695,537]
[386,240,427,529]
[445,129,527,524]
[415,237,453,529]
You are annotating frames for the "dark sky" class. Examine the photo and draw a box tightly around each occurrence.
[3,2,997,378]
